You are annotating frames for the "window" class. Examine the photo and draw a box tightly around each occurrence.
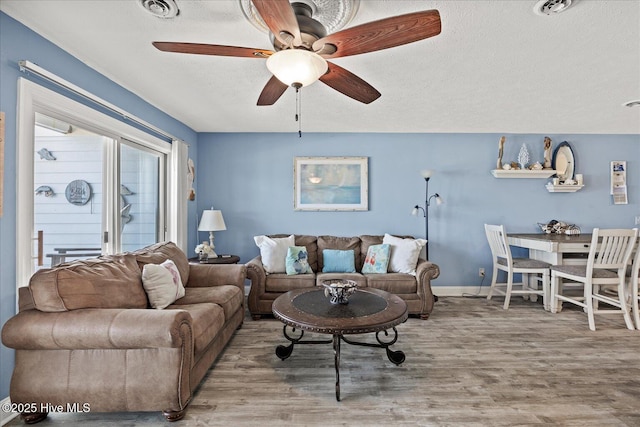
[17,78,186,284]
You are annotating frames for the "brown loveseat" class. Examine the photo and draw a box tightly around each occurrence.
[1,242,245,423]
[247,234,440,320]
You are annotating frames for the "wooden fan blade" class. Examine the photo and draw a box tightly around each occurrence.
[319,62,381,104]
[252,0,302,47]
[153,42,273,58]
[313,10,441,59]
[257,76,289,106]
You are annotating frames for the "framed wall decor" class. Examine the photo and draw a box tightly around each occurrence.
[294,156,368,211]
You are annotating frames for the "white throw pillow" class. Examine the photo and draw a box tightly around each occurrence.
[254,235,295,274]
[141,259,186,309]
[382,233,427,276]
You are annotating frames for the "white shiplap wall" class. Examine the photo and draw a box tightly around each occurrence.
[34,134,103,267]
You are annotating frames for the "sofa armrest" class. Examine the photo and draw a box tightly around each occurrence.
[186,264,246,293]
[415,258,441,315]
[246,256,266,313]
[1,308,193,351]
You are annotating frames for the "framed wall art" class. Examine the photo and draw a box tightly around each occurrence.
[294,156,368,211]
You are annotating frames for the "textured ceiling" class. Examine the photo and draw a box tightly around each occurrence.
[2,0,639,134]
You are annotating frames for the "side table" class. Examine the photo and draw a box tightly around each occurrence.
[188,255,240,265]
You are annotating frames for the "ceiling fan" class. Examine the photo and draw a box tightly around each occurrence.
[152,0,441,106]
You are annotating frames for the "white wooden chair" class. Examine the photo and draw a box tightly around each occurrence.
[484,224,551,310]
[630,240,640,330]
[550,228,638,331]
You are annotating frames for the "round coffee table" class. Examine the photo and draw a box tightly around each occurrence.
[272,287,408,401]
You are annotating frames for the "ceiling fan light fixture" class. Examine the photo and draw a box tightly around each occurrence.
[266,49,328,87]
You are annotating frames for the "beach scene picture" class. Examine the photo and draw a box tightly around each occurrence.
[294,157,368,211]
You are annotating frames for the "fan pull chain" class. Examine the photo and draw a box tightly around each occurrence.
[295,86,302,138]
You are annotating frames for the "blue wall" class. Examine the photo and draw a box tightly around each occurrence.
[0,12,198,398]
[197,132,639,285]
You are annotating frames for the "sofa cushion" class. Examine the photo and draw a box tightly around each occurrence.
[359,235,384,270]
[254,235,295,273]
[173,285,243,320]
[362,244,391,274]
[131,241,190,286]
[265,273,316,293]
[270,235,318,272]
[365,273,418,294]
[29,254,147,312]
[322,249,356,273]
[169,302,225,357]
[317,236,361,272]
[286,246,313,275]
[141,260,186,309]
[383,234,427,275]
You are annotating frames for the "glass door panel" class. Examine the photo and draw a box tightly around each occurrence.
[119,142,163,252]
[33,113,105,269]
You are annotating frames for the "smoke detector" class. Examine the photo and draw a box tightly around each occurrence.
[534,0,574,16]
[140,0,180,19]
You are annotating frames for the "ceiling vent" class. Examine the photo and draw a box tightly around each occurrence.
[140,0,180,19]
[533,0,574,16]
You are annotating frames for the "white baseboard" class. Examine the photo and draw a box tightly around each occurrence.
[0,396,19,426]
[432,285,490,297]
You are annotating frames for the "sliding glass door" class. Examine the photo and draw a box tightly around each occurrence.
[17,78,183,285]
[28,112,167,272]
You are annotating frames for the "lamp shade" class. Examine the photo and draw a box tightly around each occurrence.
[198,210,226,232]
[266,49,328,87]
[420,169,434,179]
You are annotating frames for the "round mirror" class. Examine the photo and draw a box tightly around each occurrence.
[552,141,575,182]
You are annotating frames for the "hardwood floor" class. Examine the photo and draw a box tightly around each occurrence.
[6,296,640,426]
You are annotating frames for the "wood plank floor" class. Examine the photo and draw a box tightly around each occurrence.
[6,296,640,426]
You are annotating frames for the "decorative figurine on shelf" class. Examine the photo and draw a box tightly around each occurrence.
[529,161,543,170]
[195,241,215,261]
[543,137,552,169]
[517,143,530,170]
[497,136,505,169]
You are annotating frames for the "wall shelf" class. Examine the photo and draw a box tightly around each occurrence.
[491,169,556,179]
[545,183,584,193]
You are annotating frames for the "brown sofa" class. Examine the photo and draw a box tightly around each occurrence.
[1,241,246,423]
[247,234,440,320]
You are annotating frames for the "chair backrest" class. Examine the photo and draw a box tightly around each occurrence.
[485,224,512,264]
[587,228,639,274]
[631,237,640,279]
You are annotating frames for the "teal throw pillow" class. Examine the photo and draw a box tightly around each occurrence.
[362,244,391,274]
[322,249,356,273]
[285,246,313,275]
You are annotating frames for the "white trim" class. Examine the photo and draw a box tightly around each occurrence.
[432,285,491,297]
[0,396,19,426]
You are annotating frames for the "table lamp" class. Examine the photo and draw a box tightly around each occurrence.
[197,208,226,258]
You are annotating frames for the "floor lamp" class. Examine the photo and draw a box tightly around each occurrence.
[411,169,443,261]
